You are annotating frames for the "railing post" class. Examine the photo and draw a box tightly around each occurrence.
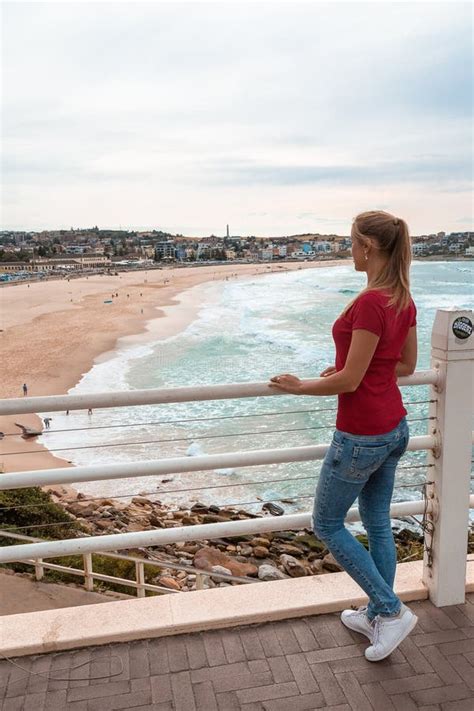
[424,308,473,606]
[136,561,146,598]
[83,553,94,592]
[34,558,44,581]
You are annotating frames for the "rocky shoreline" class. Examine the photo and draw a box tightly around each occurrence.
[46,485,427,594]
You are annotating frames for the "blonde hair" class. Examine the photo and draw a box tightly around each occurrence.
[341,210,412,317]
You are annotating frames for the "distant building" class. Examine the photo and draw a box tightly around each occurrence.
[314,241,332,253]
[273,245,287,258]
[412,243,428,255]
[155,241,176,260]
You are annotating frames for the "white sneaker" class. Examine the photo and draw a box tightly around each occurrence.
[365,604,418,662]
[340,606,374,641]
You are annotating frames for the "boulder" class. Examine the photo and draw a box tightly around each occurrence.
[258,564,287,581]
[131,496,153,507]
[194,546,257,577]
[211,565,232,577]
[94,519,115,531]
[252,546,270,559]
[294,534,327,552]
[250,537,272,547]
[67,501,97,517]
[322,553,343,572]
[310,559,324,574]
[239,545,253,557]
[279,554,307,578]
[158,576,181,591]
[202,514,229,524]
[272,543,305,557]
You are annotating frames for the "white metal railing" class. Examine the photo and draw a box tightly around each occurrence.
[0,370,438,417]
[0,435,436,491]
[0,308,472,608]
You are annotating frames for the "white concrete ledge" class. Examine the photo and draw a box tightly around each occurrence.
[1,558,473,658]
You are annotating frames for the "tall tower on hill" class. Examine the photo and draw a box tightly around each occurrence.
[226,224,230,238]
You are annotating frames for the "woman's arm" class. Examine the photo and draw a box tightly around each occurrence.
[270,329,380,396]
[395,326,417,377]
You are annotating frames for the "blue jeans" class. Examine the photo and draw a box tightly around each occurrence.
[312,416,410,620]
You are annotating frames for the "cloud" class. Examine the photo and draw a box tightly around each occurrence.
[1,1,472,234]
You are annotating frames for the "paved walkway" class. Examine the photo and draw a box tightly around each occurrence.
[1,594,473,710]
[0,570,128,616]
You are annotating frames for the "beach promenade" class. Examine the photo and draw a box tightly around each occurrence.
[1,595,473,710]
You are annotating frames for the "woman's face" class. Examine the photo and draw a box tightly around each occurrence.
[351,231,368,272]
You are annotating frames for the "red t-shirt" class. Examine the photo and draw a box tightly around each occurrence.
[332,289,417,435]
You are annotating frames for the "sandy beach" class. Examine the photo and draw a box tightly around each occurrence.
[0,260,343,477]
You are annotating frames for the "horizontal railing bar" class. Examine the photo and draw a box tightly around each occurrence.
[0,370,439,416]
[1,493,471,565]
[80,571,178,593]
[3,496,463,565]
[0,435,436,490]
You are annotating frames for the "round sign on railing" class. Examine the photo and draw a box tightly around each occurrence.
[452,316,473,340]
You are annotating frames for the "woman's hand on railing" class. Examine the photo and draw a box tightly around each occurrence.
[269,373,303,394]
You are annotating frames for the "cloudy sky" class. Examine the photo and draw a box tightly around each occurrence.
[2,1,472,236]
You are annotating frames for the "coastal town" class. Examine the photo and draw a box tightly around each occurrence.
[0,226,473,281]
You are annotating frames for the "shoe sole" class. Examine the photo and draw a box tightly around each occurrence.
[365,614,419,662]
[340,615,373,641]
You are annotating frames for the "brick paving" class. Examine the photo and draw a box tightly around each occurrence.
[1,594,473,710]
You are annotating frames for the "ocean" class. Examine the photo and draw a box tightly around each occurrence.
[40,260,474,516]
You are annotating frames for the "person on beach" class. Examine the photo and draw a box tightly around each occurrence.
[43,417,52,430]
[269,210,418,662]
[22,383,28,396]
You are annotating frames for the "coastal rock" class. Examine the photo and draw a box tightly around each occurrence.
[190,503,209,514]
[279,554,307,577]
[250,537,272,547]
[181,516,200,526]
[239,545,253,557]
[211,565,232,577]
[128,522,147,532]
[149,515,166,528]
[310,559,324,574]
[202,514,229,524]
[253,546,270,559]
[158,576,181,591]
[181,543,200,554]
[94,519,116,531]
[294,534,327,552]
[131,496,153,507]
[194,546,257,577]
[322,553,343,572]
[272,543,305,557]
[67,501,97,517]
[258,564,287,581]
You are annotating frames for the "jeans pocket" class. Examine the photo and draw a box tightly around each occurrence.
[391,429,410,459]
[349,443,391,480]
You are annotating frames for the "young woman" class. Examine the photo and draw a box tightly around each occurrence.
[269,210,418,662]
